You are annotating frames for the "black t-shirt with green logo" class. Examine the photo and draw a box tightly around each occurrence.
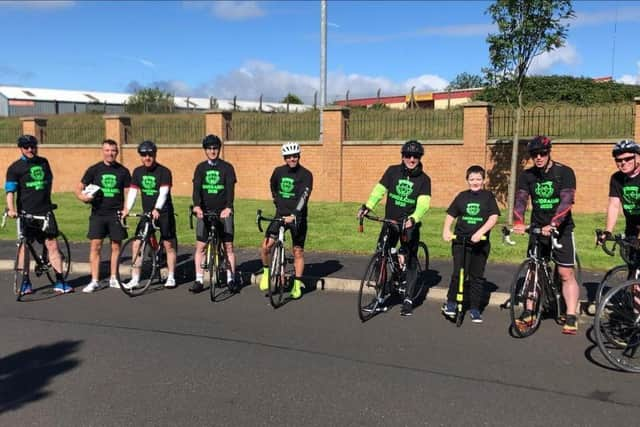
[270,164,313,218]
[517,161,576,230]
[446,189,500,237]
[5,156,54,214]
[609,171,640,237]
[192,159,237,213]
[379,164,431,220]
[131,163,173,214]
[81,161,131,215]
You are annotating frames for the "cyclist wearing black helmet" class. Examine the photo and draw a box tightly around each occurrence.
[123,140,177,289]
[5,135,72,295]
[76,139,131,293]
[190,134,238,293]
[357,140,432,316]
[513,135,579,335]
[598,139,640,249]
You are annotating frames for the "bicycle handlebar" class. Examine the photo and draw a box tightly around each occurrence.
[256,209,291,233]
[125,212,159,230]
[502,225,562,249]
[451,234,487,243]
[358,212,401,233]
[188,205,219,230]
[595,228,635,264]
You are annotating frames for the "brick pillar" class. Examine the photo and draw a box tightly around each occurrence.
[20,117,47,144]
[319,106,348,202]
[205,110,232,157]
[103,115,131,162]
[635,97,640,140]
[463,101,492,169]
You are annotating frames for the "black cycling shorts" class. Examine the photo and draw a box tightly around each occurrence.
[196,216,234,243]
[136,213,176,241]
[529,229,576,267]
[19,213,60,242]
[265,218,307,249]
[88,215,127,241]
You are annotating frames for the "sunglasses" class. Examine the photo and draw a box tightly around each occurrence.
[205,146,220,151]
[139,152,154,157]
[402,154,421,159]
[21,145,37,151]
[284,154,300,160]
[615,155,635,164]
[530,150,549,158]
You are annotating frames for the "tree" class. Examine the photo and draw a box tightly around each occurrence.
[125,87,175,114]
[446,72,485,90]
[484,0,575,224]
[281,93,303,104]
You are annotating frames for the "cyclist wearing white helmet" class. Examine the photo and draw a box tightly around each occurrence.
[598,139,640,245]
[259,142,313,299]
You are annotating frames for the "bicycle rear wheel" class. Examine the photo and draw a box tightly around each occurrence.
[117,238,156,297]
[13,240,29,301]
[594,280,640,372]
[269,241,286,308]
[509,260,543,337]
[45,232,71,283]
[358,253,387,322]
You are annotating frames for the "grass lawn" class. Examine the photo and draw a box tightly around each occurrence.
[0,192,616,272]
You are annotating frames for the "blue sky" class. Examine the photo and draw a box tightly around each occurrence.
[1,0,639,103]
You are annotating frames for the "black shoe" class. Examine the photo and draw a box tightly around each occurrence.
[400,299,413,317]
[189,281,204,293]
[227,279,238,293]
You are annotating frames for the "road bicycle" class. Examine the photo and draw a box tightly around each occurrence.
[256,209,298,309]
[1,206,70,301]
[190,207,234,301]
[357,213,429,321]
[449,234,486,327]
[116,212,167,297]
[503,225,582,337]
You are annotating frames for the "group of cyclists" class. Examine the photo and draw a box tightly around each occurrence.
[5,130,640,336]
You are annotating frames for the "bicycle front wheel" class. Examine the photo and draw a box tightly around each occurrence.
[209,241,224,302]
[117,238,156,297]
[509,260,543,338]
[358,253,387,322]
[269,241,286,308]
[596,264,629,307]
[413,241,429,300]
[45,232,71,283]
[594,280,640,372]
[13,240,29,300]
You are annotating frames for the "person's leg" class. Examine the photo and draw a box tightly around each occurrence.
[468,243,490,311]
[90,239,102,282]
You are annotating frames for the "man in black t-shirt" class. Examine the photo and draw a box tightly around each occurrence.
[513,136,579,335]
[190,134,238,294]
[76,139,131,293]
[357,140,432,317]
[5,135,72,295]
[258,142,313,300]
[123,140,177,289]
[442,165,500,323]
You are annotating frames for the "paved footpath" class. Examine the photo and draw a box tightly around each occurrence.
[0,240,605,311]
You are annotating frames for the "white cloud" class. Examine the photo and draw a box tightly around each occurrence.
[184,1,265,21]
[528,43,579,75]
[617,61,640,85]
[0,1,74,8]
[127,60,449,104]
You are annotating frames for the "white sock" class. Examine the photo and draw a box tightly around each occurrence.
[227,270,233,283]
[167,272,174,280]
[196,273,203,283]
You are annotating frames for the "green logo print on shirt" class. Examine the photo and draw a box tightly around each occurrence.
[26,165,46,190]
[203,170,224,194]
[141,175,158,196]
[279,177,295,199]
[101,174,119,197]
[622,185,640,214]
[534,180,559,210]
[389,179,415,207]
[462,202,483,225]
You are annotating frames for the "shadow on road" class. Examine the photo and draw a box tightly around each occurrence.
[0,340,82,414]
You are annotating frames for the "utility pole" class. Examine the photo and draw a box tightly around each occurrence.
[320,0,327,142]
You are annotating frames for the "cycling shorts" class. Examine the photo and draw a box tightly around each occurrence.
[196,216,234,243]
[529,230,576,267]
[135,213,176,241]
[88,215,127,241]
[265,218,307,249]
[19,213,59,242]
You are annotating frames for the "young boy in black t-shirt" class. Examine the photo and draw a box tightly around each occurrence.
[441,165,500,323]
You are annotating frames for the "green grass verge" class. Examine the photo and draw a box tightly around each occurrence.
[0,192,617,272]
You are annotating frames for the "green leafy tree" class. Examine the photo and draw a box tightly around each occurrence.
[281,93,303,104]
[125,87,175,114]
[484,0,575,223]
[446,72,485,90]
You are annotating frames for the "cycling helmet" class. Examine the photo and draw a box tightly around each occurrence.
[137,140,157,155]
[612,139,640,157]
[527,136,552,153]
[281,141,301,156]
[401,140,424,157]
[202,134,222,149]
[17,134,38,148]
